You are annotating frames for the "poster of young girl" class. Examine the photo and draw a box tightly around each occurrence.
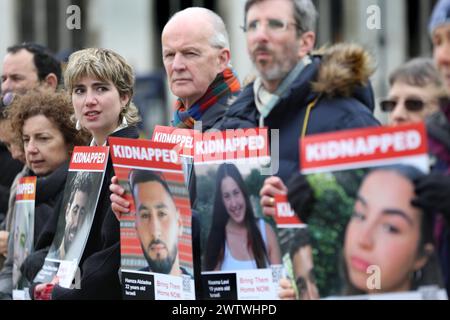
[291,123,447,299]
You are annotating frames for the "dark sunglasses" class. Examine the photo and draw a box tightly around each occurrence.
[380,98,426,113]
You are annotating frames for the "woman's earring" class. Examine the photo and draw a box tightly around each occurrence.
[121,116,128,127]
[121,107,128,127]
[76,120,82,131]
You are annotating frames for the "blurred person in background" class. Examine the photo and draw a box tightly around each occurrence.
[423,0,450,295]
[380,58,445,126]
[0,89,88,299]
[0,43,61,269]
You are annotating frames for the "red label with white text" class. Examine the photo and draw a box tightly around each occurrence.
[152,125,196,158]
[194,128,269,163]
[301,123,428,174]
[15,176,37,201]
[109,137,181,171]
[273,194,303,227]
[69,146,109,172]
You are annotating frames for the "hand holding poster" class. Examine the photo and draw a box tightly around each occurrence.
[34,147,108,289]
[109,137,195,300]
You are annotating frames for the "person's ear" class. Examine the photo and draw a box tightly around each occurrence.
[44,73,58,90]
[298,31,316,58]
[413,243,434,271]
[217,48,231,72]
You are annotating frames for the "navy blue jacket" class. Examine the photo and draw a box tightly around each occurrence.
[218,44,380,182]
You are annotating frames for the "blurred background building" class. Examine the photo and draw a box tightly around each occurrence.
[0,0,438,137]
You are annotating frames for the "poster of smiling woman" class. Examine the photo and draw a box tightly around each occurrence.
[296,123,447,300]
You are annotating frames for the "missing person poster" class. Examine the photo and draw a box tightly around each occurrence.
[12,176,37,300]
[34,147,108,289]
[152,125,196,158]
[109,137,195,300]
[271,193,313,301]
[194,128,289,300]
[152,125,197,194]
[296,123,447,300]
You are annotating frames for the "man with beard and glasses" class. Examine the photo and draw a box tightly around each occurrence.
[129,170,191,277]
[56,172,92,260]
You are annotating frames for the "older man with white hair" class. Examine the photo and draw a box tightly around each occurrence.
[162,7,241,131]
[109,8,240,298]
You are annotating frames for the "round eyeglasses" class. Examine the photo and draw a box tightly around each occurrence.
[242,18,299,34]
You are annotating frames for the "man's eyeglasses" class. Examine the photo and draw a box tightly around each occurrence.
[380,98,429,113]
[242,19,299,34]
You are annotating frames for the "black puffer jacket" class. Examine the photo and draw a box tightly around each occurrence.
[197,92,240,131]
[218,44,380,182]
[34,163,70,245]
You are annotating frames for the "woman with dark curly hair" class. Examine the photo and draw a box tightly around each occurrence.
[0,88,89,299]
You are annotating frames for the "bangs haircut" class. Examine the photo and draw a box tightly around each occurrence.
[64,48,135,105]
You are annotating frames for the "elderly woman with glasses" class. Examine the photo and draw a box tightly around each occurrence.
[381,58,447,126]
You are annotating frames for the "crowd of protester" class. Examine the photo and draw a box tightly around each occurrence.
[0,0,449,300]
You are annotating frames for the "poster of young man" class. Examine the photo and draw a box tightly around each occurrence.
[34,147,108,289]
[12,176,36,300]
[109,137,195,300]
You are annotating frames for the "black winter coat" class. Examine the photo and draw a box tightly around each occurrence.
[218,44,380,182]
[34,162,69,245]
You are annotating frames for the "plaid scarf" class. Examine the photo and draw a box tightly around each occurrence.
[172,68,240,129]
